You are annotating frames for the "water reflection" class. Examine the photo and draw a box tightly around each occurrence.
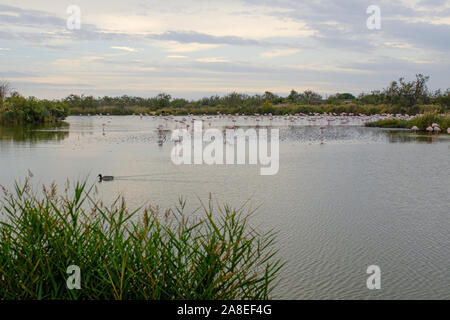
[157,125,168,147]
[1,116,448,148]
[383,130,450,143]
[0,123,69,143]
[149,124,449,148]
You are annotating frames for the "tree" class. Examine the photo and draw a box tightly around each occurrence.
[413,74,430,105]
[432,88,450,109]
[287,89,300,103]
[155,93,171,109]
[262,91,283,104]
[301,90,322,104]
[171,98,189,108]
[0,80,11,103]
[380,74,431,107]
[64,94,82,108]
[337,93,355,100]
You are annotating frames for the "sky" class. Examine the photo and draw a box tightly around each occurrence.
[0,0,449,99]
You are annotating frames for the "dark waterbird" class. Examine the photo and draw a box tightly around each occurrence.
[98,174,114,182]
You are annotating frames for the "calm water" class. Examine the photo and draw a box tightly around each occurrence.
[1,115,449,300]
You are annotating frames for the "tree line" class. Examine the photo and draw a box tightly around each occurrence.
[61,74,450,112]
[1,74,449,123]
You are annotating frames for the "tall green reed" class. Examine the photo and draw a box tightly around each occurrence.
[0,177,283,300]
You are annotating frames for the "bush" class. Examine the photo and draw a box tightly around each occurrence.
[0,96,69,124]
[365,112,450,131]
[365,119,409,128]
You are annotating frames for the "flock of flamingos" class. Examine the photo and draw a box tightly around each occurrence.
[94,112,449,146]
[146,112,409,129]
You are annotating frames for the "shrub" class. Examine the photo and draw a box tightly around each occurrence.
[365,112,450,131]
[0,96,69,124]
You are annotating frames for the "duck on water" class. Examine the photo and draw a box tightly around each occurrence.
[98,174,114,182]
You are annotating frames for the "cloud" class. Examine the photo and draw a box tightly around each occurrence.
[396,57,434,64]
[0,10,19,17]
[0,71,33,78]
[0,4,65,27]
[167,55,187,59]
[383,20,450,51]
[147,31,262,46]
[261,49,299,58]
[161,41,221,52]
[287,63,374,75]
[0,1,449,98]
[110,46,137,52]
[51,56,105,69]
[382,42,413,49]
[196,57,229,63]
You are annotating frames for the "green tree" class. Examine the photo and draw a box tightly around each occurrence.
[155,93,171,109]
[287,89,300,103]
[301,90,322,104]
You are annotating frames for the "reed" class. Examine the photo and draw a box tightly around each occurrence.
[0,178,283,300]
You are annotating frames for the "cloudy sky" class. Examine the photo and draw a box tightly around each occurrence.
[0,0,449,99]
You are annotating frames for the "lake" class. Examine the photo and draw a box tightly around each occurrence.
[1,115,449,299]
